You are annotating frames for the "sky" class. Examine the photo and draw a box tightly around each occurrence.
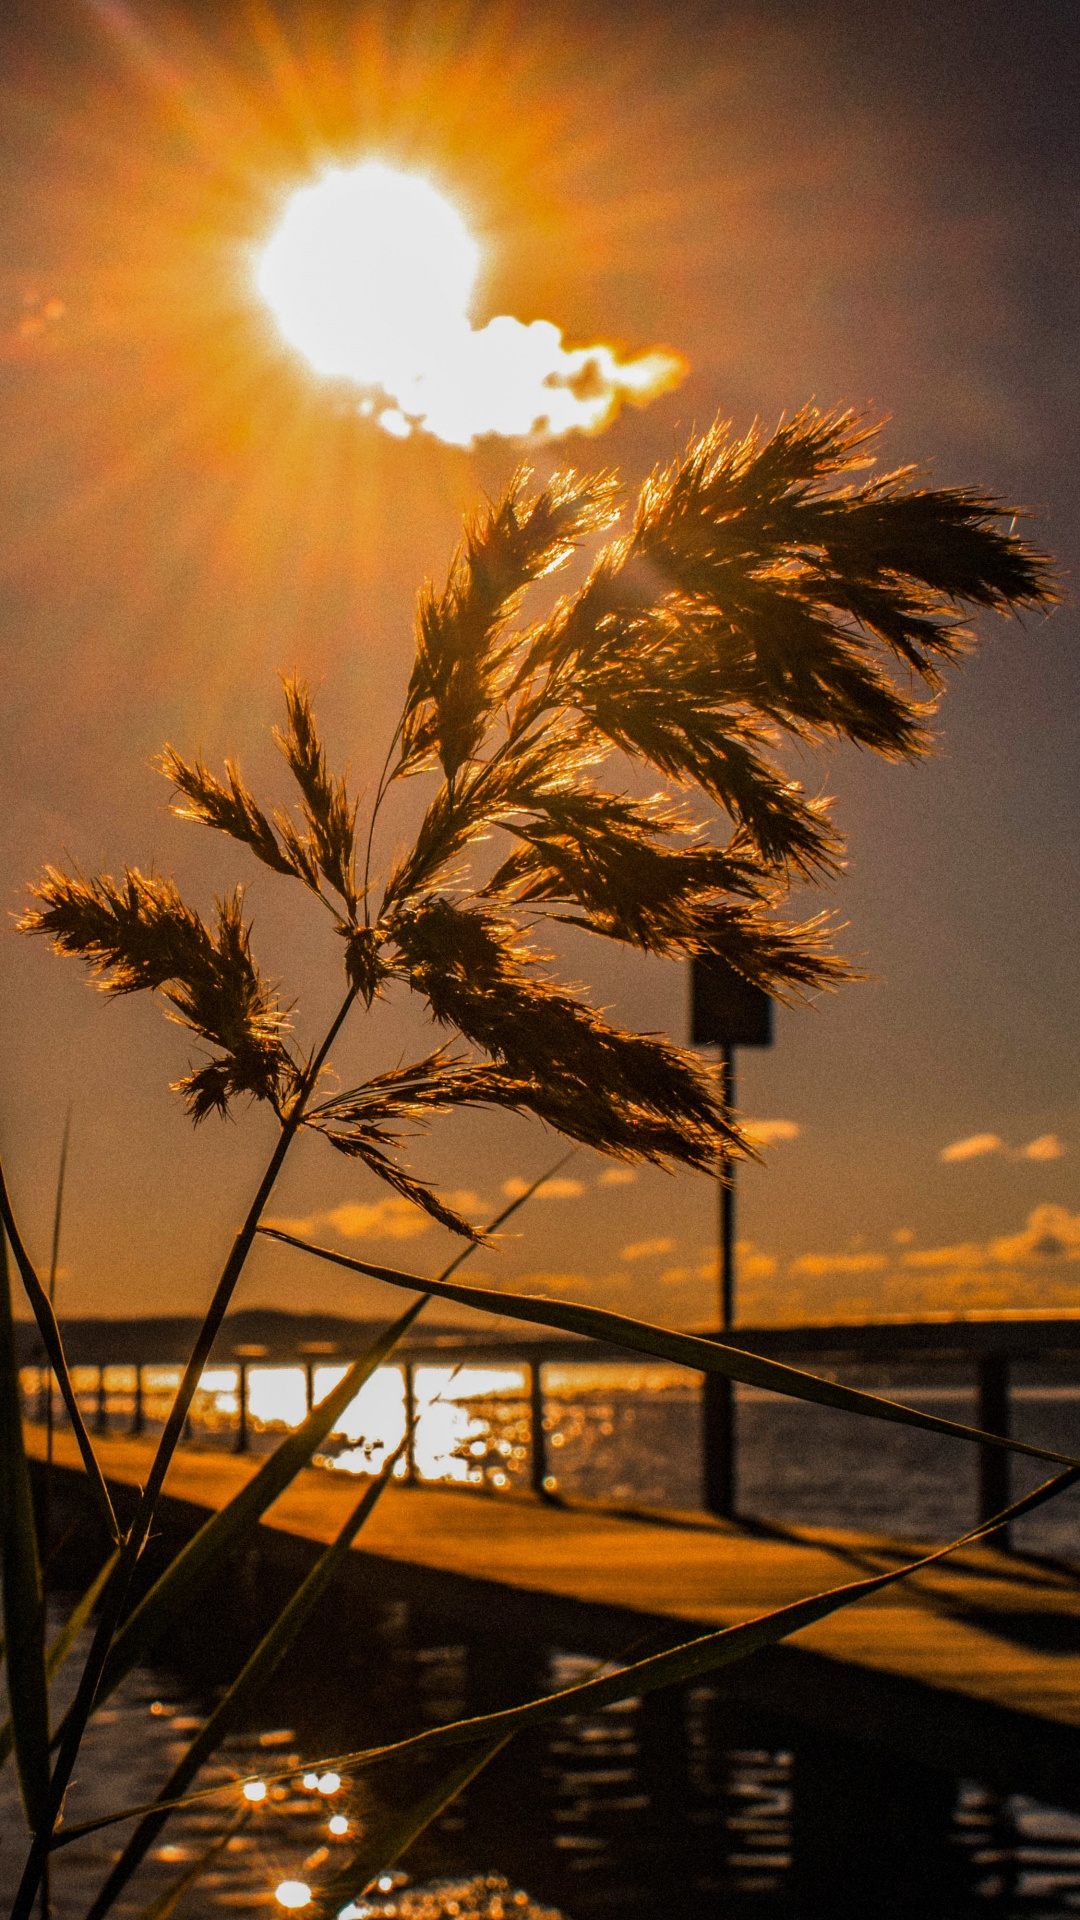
[1,0,1079,1331]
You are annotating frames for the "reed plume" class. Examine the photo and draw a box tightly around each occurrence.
[21,408,1056,1232]
[6,404,1060,1920]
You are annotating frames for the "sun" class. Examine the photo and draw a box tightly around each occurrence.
[255,160,684,447]
[256,162,480,390]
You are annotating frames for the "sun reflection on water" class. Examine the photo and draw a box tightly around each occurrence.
[185,1362,532,1485]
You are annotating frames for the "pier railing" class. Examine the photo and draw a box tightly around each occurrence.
[18,1310,1080,1540]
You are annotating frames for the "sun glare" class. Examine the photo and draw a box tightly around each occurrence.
[256,162,684,447]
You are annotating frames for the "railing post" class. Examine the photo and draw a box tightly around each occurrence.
[529,1360,552,1499]
[94,1365,108,1435]
[234,1362,249,1454]
[403,1363,417,1484]
[131,1365,144,1436]
[976,1349,1011,1544]
[702,1046,737,1519]
[305,1361,315,1417]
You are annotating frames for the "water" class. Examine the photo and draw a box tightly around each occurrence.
[4,1579,1080,1920]
[24,1361,1080,1553]
[8,1363,1080,1917]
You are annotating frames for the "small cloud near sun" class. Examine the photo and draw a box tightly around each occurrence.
[597,1166,637,1187]
[255,162,685,447]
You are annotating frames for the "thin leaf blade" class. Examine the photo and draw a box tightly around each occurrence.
[258,1231,1080,1474]
[0,1550,119,1773]
[0,1159,119,1542]
[84,1443,408,1920]
[90,1295,426,1712]
[0,1230,50,1832]
[55,1463,1078,1852]
[131,1806,249,1920]
[313,1738,510,1917]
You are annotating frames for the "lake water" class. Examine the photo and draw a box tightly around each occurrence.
[4,1575,1080,1920]
[6,1364,1080,1918]
[26,1359,1080,1552]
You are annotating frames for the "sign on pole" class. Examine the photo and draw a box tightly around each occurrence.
[690,955,774,1521]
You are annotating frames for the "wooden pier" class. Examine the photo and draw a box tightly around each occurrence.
[19,1306,1080,1526]
[27,1424,1080,1811]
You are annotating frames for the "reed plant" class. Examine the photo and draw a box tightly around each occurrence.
[0,406,1070,1919]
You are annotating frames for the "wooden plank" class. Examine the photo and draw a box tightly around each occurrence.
[27,1427,1080,1735]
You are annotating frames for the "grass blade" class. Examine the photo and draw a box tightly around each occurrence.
[56,1162,569,1746]
[0,1230,50,1833]
[84,1441,409,1920]
[0,1550,119,1772]
[56,1461,1079,1852]
[131,1806,249,1920]
[313,1738,511,1918]
[260,1232,1080,1474]
[43,1549,119,1687]
[0,1157,118,1543]
[10,989,368,1920]
[82,1296,426,1726]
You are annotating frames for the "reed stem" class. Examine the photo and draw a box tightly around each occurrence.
[9,983,360,1920]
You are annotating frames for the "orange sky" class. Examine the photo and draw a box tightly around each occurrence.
[2,0,1079,1328]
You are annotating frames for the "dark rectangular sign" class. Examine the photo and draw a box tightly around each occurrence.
[691,955,774,1048]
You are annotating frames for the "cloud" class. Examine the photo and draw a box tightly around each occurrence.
[789,1251,889,1278]
[892,1228,915,1245]
[501,1175,585,1201]
[442,1189,490,1216]
[597,1167,637,1187]
[662,1245,777,1286]
[621,1236,676,1262]
[513,1271,588,1293]
[901,1205,1080,1272]
[740,1250,780,1282]
[1019,1134,1067,1161]
[264,1197,432,1242]
[743,1119,801,1148]
[940,1133,1004,1163]
[940,1131,1067,1164]
[900,1242,987,1271]
[257,162,684,449]
[989,1204,1080,1263]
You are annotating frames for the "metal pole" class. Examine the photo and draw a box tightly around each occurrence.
[130,1365,144,1437]
[529,1361,552,1499]
[976,1350,1011,1546]
[234,1363,249,1454]
[94,1366,108,1436]
[403,1363,417,1484]
[719,1046,736,1332]
[305,1362,315,1417]
[703,1046,736,1519]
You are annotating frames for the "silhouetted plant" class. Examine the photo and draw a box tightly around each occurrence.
[1,407,1066,1920]
[21,409,1054,1226]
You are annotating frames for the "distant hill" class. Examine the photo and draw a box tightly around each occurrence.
[14,1306,497,1367]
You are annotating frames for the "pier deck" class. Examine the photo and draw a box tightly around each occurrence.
[29,1426,1080,1800]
